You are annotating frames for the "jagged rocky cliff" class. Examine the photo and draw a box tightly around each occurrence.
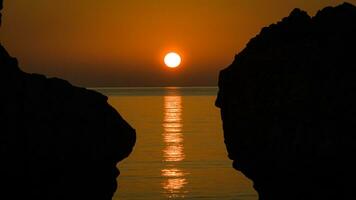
[0,1,136,199]
[216,3,356,200]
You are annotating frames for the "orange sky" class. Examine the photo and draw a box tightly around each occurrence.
[1,0,355,87]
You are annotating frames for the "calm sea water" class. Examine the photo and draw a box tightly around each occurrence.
[95,87,257,200]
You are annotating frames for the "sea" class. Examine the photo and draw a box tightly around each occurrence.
[94,87,258,200]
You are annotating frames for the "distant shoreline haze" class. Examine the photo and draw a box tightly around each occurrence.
[2,0,355,87]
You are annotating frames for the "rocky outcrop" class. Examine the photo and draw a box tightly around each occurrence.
[0,1,135,199]
[216,2,356,200]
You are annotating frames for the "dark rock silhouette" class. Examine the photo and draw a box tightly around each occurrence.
[1,1,136,199]
[216,2,356,200]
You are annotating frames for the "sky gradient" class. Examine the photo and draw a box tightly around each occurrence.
[1,0,355,87]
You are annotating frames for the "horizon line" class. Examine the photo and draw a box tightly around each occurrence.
[89,86,218,90]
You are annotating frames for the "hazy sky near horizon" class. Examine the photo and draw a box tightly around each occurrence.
[1,0,355,87]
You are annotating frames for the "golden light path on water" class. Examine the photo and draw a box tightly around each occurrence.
[162,95,188,198]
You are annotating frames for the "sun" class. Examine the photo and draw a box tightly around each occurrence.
[164,52,181,68]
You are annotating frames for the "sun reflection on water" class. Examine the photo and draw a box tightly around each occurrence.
[162,95,188,198]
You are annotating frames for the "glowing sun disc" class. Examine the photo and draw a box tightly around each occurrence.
[164,52,181,68]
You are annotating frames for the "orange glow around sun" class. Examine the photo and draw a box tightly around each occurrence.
[164,52,181,68]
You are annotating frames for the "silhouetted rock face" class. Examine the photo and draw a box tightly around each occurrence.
[216,3,356,200]
[0,1,135,199]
